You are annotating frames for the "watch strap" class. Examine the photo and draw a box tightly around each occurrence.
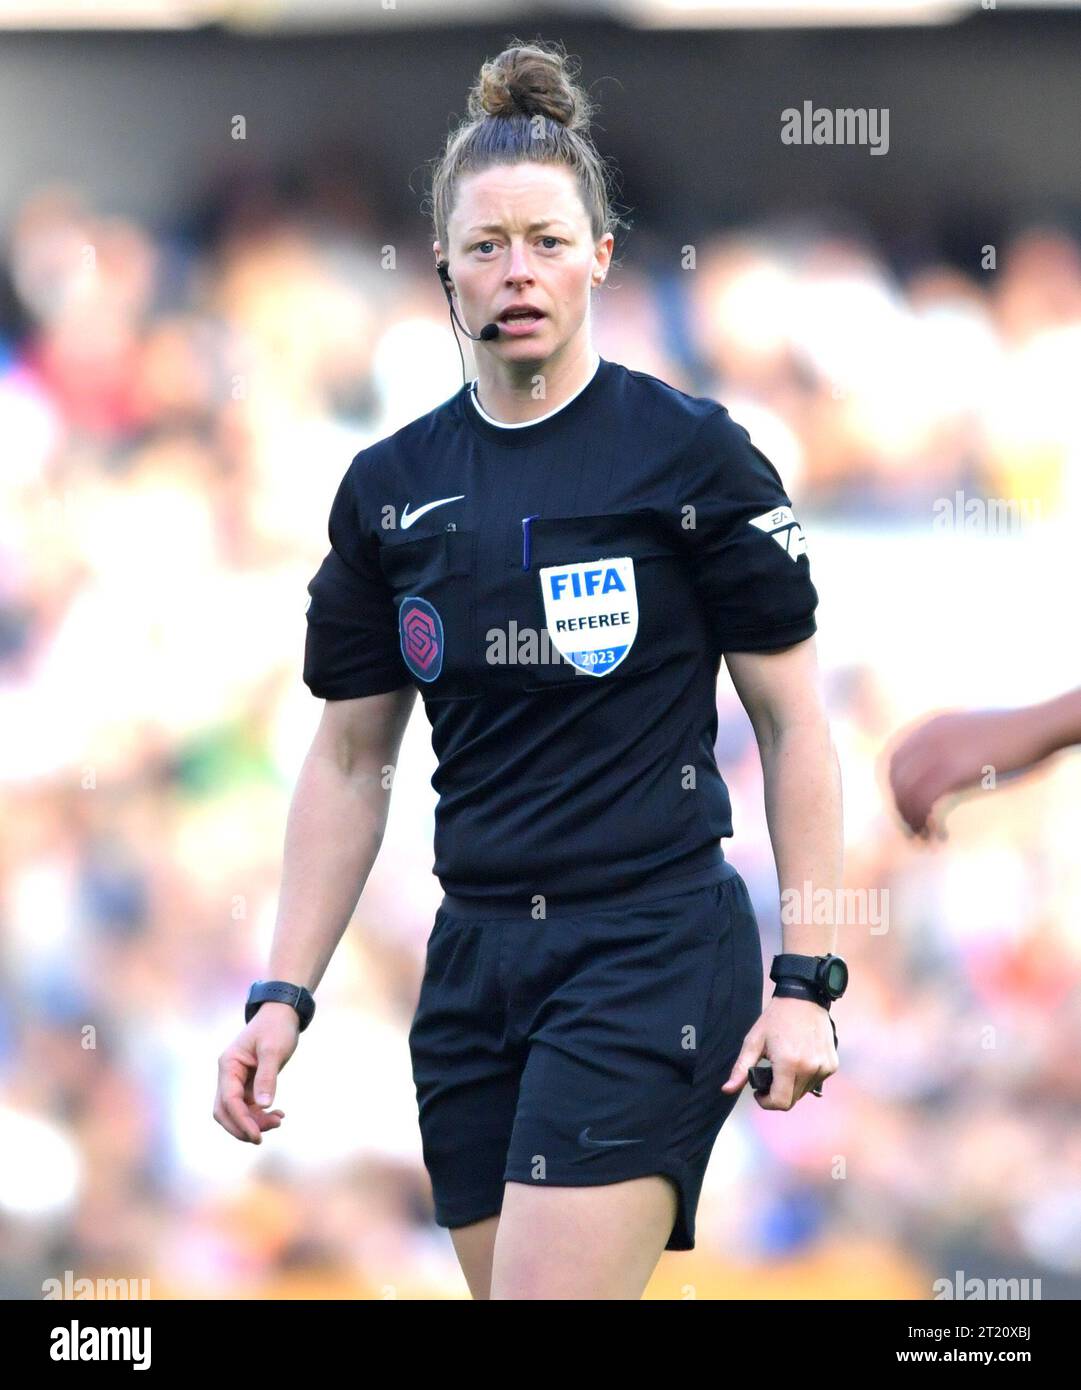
[770,953,820,987]
[246,980,315,1031]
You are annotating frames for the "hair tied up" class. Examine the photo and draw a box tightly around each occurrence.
[427,36,630,259]
[469,42,590,132]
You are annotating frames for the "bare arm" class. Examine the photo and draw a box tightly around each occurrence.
[1035,685,1081,757]
[214,682,417,1142]
[724,635,844,953]
[889,684,1081,836]
[267,683,418,991]
[720,635,844,1110]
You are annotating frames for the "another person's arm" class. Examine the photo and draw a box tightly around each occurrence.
[887,684,1081,838]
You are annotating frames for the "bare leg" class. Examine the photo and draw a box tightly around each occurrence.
[448,1213,501,1299]
[490,1175,679,1299]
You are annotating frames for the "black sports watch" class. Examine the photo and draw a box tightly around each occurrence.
[770,952,848,1009]
[245,980,315,1032]
[760,953,846,1093]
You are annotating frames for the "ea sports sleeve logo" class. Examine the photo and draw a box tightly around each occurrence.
[748,505,808,558]
[399,596,443,681]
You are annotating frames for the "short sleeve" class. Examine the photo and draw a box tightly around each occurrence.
[303,460,412,699]
[672,407,818,653]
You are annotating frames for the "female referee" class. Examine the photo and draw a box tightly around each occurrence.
[213,39,845,1300]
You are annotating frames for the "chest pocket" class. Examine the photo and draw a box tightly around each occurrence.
[377,528,481,701]
[506,511,699,692]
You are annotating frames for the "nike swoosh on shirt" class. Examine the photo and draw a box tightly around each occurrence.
[400,496,465,529]
[578,1126,644,1148]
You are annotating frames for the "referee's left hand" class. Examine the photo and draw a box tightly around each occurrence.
[721,997,838,1110]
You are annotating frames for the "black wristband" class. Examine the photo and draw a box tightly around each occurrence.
[772,978,829,1007]
[245,980,315,1032]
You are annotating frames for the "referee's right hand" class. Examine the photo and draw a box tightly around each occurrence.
[213,1004,297,1143]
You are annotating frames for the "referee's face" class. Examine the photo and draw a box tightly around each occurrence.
[438,162,612,364]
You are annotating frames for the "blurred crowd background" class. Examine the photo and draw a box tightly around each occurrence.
[2,6,1081,1299]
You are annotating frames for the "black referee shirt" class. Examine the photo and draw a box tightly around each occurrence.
[303,355,818,911]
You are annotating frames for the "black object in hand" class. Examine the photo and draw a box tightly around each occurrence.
[747,1059,826,1097]
[748,1060,773,1093]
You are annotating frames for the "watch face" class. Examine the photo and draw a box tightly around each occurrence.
[825,958,848,996]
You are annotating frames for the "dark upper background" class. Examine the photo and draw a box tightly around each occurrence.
[0,12,1078,253]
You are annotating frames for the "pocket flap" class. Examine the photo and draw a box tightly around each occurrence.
[526,511,669,567]
[378,528,475,585]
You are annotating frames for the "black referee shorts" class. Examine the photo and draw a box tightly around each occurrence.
[407,863,764,1251]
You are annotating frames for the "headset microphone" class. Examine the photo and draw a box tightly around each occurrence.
[436,261,500,383]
